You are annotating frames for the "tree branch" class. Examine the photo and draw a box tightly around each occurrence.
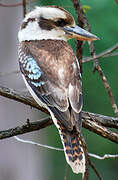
[89,159,103,180]
[83,118,118,143]
[22,0,26,17]
[81,10,118,116]
[0,1,117,178]
[0,86,118,143]
[83,43,118,63]
[72,1,90,178]
[0,85,48,114]
[72,0,85,73]
[0,0,34,8]
[82,111,118,129]
[96,65,118,116]
[0,2,23,7]
[74,0,118,117]
[0,117,52,140]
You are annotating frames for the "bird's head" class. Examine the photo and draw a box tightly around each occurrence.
[18,6,99,42]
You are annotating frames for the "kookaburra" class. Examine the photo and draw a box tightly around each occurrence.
[18,6,98,174]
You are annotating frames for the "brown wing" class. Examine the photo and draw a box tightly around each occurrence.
[19,39,82,131]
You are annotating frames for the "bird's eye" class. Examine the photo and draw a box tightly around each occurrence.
[55,18,67,27]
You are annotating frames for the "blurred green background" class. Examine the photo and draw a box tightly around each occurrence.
[32,0,118,179]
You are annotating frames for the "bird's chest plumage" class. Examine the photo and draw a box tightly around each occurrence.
[21,40,78,88]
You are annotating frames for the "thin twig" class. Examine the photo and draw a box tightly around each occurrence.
[14,136,118,160]
[14,136,118,180]
[73,0,99,71]
[83,43,118,63]
[14,136,63,151]
[105,51,118,58]
[0,0,34,8]
[81,7,118,116]
[89,153,118,160]
[0,2,22,7]
[64,163,69,180]
[89,159,103,180]
[79,6,118,124]
[14,135,117,180]
[22,0,26,17]
[14,137,118,160]
[82,136,89,180]
[96,65,118,117]
[86,26,118,117]
[81,12,99,71]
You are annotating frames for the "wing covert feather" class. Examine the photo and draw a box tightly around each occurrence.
[19,40,83,131]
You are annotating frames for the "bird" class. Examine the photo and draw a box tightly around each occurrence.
[18,6,98,174]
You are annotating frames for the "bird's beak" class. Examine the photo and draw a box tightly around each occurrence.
[63,25,99,41]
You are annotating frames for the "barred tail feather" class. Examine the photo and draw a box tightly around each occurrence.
[59,123,85,174]
[49,110,85,174]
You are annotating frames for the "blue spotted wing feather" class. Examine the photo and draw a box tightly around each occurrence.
[18,44,73,130]
[18,40,83,130]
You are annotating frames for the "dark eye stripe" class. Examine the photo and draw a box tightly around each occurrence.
[39,17,54,30]
[55,18,67,27]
